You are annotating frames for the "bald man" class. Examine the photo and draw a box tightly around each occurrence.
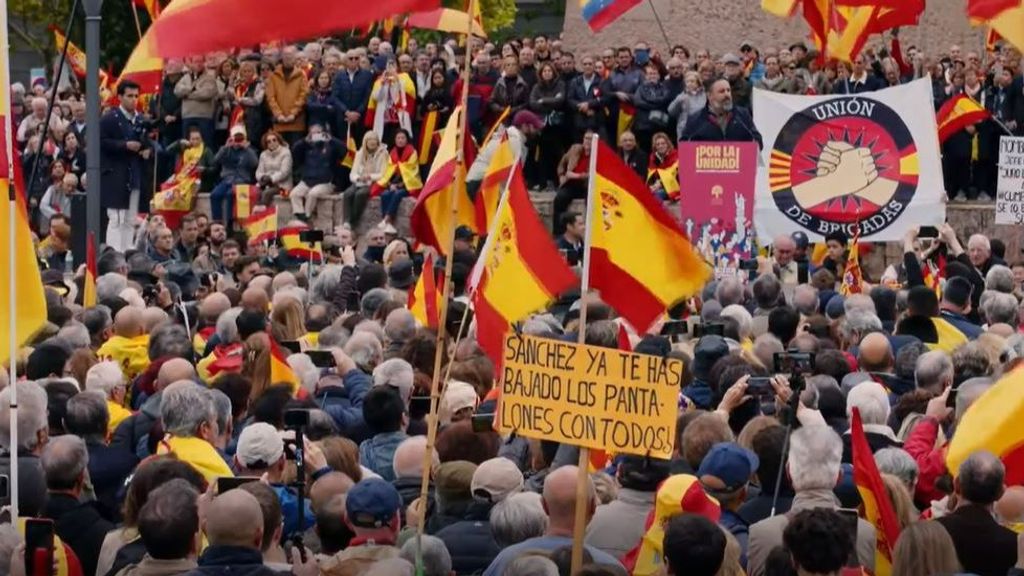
[249,276,273,297]
[272,272,297,293]
[857,332,893,374]
[204,489,265,552]
[199,292,231,324]
[996,485,1024,526]
[391,436,438,510]
[482,466,622,576]
[113,306,145,338]
[241,287,270,313]
[309,472,354,512]
[96,306,151,382]
[142,307,170,333]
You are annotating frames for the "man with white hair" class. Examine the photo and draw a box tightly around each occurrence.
[747,426,876,576]
[96,272,128,302]
[313,348,373,442]
[914,350,953,394]
[372,358,415,404]
[720,304,753,344]
[391,435,439,511]
[769,234,799,284]
[345,332,383,374]
[980,290,1018,326]
[0,381,50,516]
[841,381,900,463]
[383,309,416,359]
[85,361,132,435]
[791,284,818,317]
[156,380,232,482]
[17,96,65,143]
[985,265,1015,293]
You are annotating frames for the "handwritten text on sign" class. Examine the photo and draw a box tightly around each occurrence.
[498,334,682,459]
[996,136,1024,225]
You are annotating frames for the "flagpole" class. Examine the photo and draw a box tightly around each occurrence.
[130,4,144,40]
[1,0,20,522]
[416,0,477,568]
[570,134,600,574]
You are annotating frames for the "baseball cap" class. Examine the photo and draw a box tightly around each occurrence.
[236,422,284,468]
[440,380,478,425]
[721,53,742,65]
[455,225,476,241]
[387,257,416,290]
[471,457,524,503]
[790,231,809,250]
[512,110,544,130]
[825,294,846,320]
[697,442,759,493]
[230,124,247,138]
[346,478,402,528]
[435,460,477,503]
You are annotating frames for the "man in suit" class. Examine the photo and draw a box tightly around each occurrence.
[332,48,374,146]
[99,80,152,251]
[67,100,88,150]
[681,77,762,148]
[936,450,1017,576]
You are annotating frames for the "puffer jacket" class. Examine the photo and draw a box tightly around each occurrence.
[255,145,293,189]
[435,501,502,575]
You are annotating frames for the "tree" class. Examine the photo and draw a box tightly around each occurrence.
[442,0,517,34]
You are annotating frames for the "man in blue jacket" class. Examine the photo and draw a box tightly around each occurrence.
[680,77,762,148]
[332,49,374,144]
[313,347,373,442]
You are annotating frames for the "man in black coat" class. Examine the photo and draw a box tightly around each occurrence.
[99,80,152,252]
[332,49,374,144]
[568,55,607,141]
[936,450,1017,576]
[681,77,762,148]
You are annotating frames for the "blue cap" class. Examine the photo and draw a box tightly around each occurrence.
[345,478,402,528]
[825,294,846,320]
[697,442,759,493]
[791,231,809,249]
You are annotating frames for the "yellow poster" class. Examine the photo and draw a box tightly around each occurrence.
[497,334,682,459]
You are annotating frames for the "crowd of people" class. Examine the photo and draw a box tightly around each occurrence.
[4,23,1024,576]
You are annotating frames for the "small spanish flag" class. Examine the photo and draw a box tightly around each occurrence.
[617,101,636,142]
[936,94,991,144]
[279,225,323,261]
[243,206,278,246]
[341,124,357,169]
[408,253,442,329]
[83,232,97,307]
[269,337,303,397]
[475,132,514,233]
[851,408,901,576]
[233,184,258,220]
[840,226,863,296]
[417,109,441,166]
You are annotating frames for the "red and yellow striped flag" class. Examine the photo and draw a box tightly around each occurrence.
[83,232,98,308]
[233,184,258,221]
[936,94,992,143]
[470,163,577,368]
[0,11,47,366]
[417,109,441,166]
[800,0,923,63]
[851,408,901,576]
[408,253,442,330]
[616,102,635,142]
[118,26,163,95]
[341,124,356,169]
[269,337,303,397]
[52,28,89,78]
[407,6,486,36]
[947,364,1024,485]
[589,139,711,332]
[474,132,514,233]
[243,206,278,246]
[969,0,1023,56]
[279,225,323,261]
[840,226,863,296]
[410,107,479,254]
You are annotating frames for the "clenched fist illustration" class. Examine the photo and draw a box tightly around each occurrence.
[792,141,898,208]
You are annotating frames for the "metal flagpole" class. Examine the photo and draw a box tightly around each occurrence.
[1,0,21,522]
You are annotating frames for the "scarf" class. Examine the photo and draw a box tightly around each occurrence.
[369,73,414,137]
[370,145,423,197]
[97,334,151,379]
[230,80,253,127]
[647,149,680,199]
[158,435,233,484]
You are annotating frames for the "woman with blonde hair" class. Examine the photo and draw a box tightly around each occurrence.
[343,130,389,228]
[241,332,272,403]
[891,520,961,576]
[270,297,306,342]
[882,473,917,530]
[382,239,410,270]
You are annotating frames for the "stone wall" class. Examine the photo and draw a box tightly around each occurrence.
[560,0,985,59]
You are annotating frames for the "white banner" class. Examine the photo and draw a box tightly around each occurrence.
[753,78,946,243]
[996,136,1024,225]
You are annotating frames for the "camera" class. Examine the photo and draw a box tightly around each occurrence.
[773,351,815,375]
[738,259,759,271]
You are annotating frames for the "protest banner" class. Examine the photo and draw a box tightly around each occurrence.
[678,141,758,276]
[497,333,682,459]
[996,136,1024,225]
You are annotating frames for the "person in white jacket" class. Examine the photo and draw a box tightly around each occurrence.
[343,131,389,229]
[255,131,294,206]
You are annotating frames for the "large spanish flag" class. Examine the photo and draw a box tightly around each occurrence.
[408,253,442,330]
[589,140,711,332]
[471,164,577,367]
[852,408,901,576]
[52,28,88,78]
[937,94,992,143]
[801,0,923,62]
[475,132,514,233]
[83,232,98,308]
[0,11,47,367]
[243,206,278,246]
[969,0,1023,54]
[149,0,439,57]
[580,0,643,32]
[118,27,163,95]
[947,365,1024,485]
[407,6,486,36]
[410,107,478,254]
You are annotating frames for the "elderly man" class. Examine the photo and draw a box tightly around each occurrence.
[17,96,65,143]
[266,46,310,145]
[42,435,114,576]
[391,436,439,511]
[64,391,137,519]
[157,380,232,482]
[914,350,954,394]
[131,479,201,576]
[313,346,373,442]
[383,309,415,359]
[747,426,876,576]
[319,479,404,576]
[114,357,197,459]
[842,381,900,463]
[372,358,415,405]
[768,234,800,284]
[681,77,762,147]
[85,361,132,435]
[234,423,318,537]
[483,466,622,576]
[187,489,282,576]
[0,381,49,516]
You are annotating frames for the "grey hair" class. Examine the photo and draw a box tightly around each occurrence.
[502,556,559,576]
[844,293,877,316]
[841,310,883,343]
[209,388,232,437]
[985,265,1015,293]
[0,524,22,576]
[287,354,319,396]
[148,324,192,361]
[64,390,109,442]
[715,277,744,307]
[874,447,919,491]
[846,381,890,426]
[310,265,345,304]
[80,306,112,340]
[384,308,416,342]
[364,559,414,576]
[792,284,819,316]
[720,305,753,341]
[317,324,351,349]
[41,435,89,490]
[57,322,91,350]
[787,425,842,492]
[96,272,128,302]
[160,381,216,437]
[0,381,48,451]
[306,409,338,440]
[216,308,243,344]
[373,358,415,403]
[956,377,994,422]
[400,535,452,576]
[344,332,383,370]
[752,274,782,309]
[981,291,1019,326]
[85,360,125,399]
[353,320,386,343]
[915,350,953,392]
[360,288,392,318]
[489,491,548,547]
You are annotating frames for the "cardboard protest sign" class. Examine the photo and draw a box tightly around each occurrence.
[497,334,682,459]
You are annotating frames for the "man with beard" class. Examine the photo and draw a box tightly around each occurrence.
[680,77,762,147]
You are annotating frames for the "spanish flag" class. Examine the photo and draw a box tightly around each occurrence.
[840,227,863,295]
[407,5,486,36]
[118,26,163,95]
[279,225,323,261]
[800,0,923,63]
[647,149,680,200]
[371,145,423,197]
[52,28,88,78]
[471,163,577,368]
[937,94,992,144]
[761,0,798,16]
[408,252,442,329]
[475,132,515,233]
[616,101,635,142]
[233,184,258,221]
[986,26,1004,50]
[851,408,901,576]
[483,107,510,148]
[365,73,417,130]
[0,17,47,367]
[947,365,1024,485]
[152,166,198,230]
[269,337,303,397]
[134,0,161,21]
[970,0,1023,54]
[243,206,278,246]
[417,109,441,166]
[589,140,711,332]
[341,124,357,169]
[83,232,98,308]
[197,343,243,383]
[580,0,643,32]
[410,107,479,255]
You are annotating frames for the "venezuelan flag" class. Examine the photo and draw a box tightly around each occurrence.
[581,0,643,32]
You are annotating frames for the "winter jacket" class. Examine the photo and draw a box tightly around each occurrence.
[182,546,281,576]
[114,555,197,576]
[266,66,310,133]
[255,146,293,190]
[529,80,567,116]
[568,73,606,134]
[668,90,707,142]
[306,89,344,136]
[490,75,531,116]
[213,145,259,186]
[902,416,947,506]
[435,501,502,575]
[45,492,115,576]
[585,488,656,560]
[87,439,138,522]
[319,541,400,576]
[174,71,219,119]
[632,81,673,133]
[349,146,389,187]
[0,452,46,517]
[313,369,373,442]
[358,431,408,481]
[271,484,315,538]
[680,105,763,148]
[292,137,344,187]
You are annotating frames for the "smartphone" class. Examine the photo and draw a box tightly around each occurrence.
[660,320,688,343]
[919,225,939,239]
[746,377,774,399]
[738,259,759,271]
[837,508,861,567]
[280,340,302,354]
[409,395,432,417]
[471,412,496,433]
[299,229,325,244]
[773,351,815,375]
[306,350,335,368]
[946,386,958,409]
[24,518,54,576]
[284,409,310,428]
[217,476,260,493]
